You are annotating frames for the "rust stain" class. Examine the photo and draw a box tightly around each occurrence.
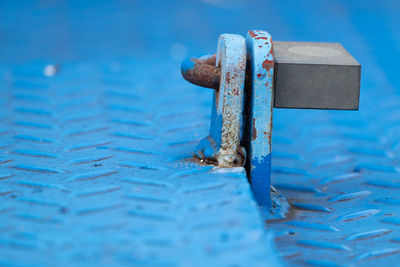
[248,30,257,38]
[192,54,217,65]
[182,54,220,90]
[232,87,239,96]
[232,88,239,96]
[257,73,266,79]
[225,73,230,84]
[264,131,272,146]
[262,58,274,70]
[215,90,220,110]
[252,118,257,141]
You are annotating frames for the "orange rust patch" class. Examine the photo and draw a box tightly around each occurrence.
[263,131,272,146]
[232,88,239,96]
[248,30,257,38]
[225,73,230,84]
[262,59,274,70]
[252,118,257,140]
[257,73,266,79]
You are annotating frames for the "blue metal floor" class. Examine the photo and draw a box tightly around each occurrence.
[1,1,400,266]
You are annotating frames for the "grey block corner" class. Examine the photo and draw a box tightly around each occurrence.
[273,41,361,110]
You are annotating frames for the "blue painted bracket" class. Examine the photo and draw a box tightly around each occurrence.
[195,34,247,167]
[244,31,275,209]
[191,31,288,217]
[244,31,288,219]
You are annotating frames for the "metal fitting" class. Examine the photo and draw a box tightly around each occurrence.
[181,54,220,90]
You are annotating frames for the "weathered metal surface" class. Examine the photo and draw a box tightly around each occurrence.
[0,3,284,266]
[195,34,247,167]
[274,41,361,110]
[181,54,220,90]
[244,30,275,210]
[183,34,360,214]
[1,1,400,267]
[0,57,282,267]
[184,33,289,218]
[182,33,360,218]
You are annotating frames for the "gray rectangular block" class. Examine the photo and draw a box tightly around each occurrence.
[273,41,361,110]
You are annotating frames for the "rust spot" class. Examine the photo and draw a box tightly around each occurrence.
[267,69,272,79]
[252,118,257,140]
[262,59,274,70]
[248,30,257,38]
[225,73,230,84]
[270,43,275,58]
[264,131,272,146]
[192,54,217,65]
[257,73,266,79]
[215,89,220,110]
[232,88,239,96]
[191,154,218,166]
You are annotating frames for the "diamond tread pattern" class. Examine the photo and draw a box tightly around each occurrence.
[267,2,400,266]
[0,62,280,266]
[1,1,400,267]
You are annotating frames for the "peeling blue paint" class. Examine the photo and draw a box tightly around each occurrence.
[195,34,246,167]
[250,154,272,206]
[245,31,275,209]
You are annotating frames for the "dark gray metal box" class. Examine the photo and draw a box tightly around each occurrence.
[273,41,361,110]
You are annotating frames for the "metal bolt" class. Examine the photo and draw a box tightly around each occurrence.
[181,54,220,90]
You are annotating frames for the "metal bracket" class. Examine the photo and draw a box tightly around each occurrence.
[244,30,274,207]
[191,34,247,167]
[181,30,360,214]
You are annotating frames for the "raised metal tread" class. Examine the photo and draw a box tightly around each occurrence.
[1,1,400,266]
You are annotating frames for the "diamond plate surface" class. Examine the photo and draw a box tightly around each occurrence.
[267,1,400,266]
[1,0,400,267]
[0,2,284,266]
[0,59,282,266]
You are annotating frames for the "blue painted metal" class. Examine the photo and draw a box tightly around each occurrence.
[244,30,275,210]
[181,35,288,223]
[195,34,247,167]
[1,1,400,267]
[185,31,289,219]
[0,60,282,266]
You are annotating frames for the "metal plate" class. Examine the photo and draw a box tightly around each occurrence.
[0,60,282,267]
[0,2,280,266]
[273,42,360,110]
[1,1,399,267]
